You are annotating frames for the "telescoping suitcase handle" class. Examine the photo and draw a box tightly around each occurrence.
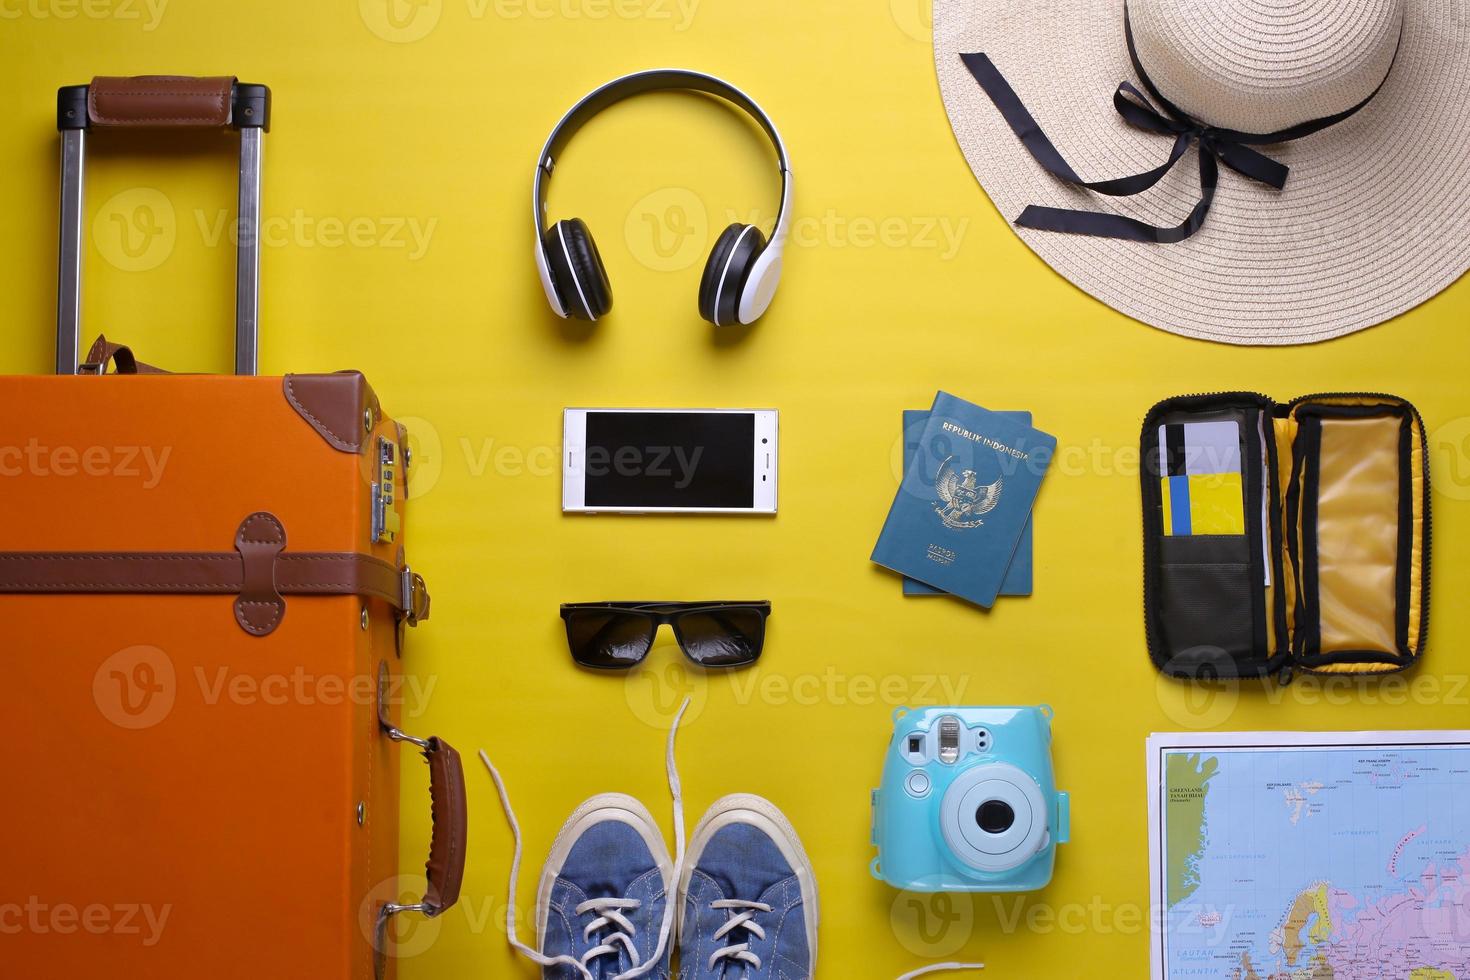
[55,76,272,377]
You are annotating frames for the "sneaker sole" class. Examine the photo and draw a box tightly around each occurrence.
[677,793,820,971]
[535,792,676,956]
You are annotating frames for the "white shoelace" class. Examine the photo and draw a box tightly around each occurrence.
[895,963,986,979]
[575,897,643,973]
[480,697,689,980]
[708,899,772,971]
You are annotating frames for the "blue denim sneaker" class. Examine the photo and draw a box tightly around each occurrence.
[483,700,691,980]
[677,794,819,980]
[536,794,677,980]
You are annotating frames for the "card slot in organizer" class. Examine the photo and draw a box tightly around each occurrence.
[1300,409,1415,662]
[1154,534,1259,673]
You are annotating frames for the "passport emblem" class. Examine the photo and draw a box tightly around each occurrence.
[933,456,1003,529]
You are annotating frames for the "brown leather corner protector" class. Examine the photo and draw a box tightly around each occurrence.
[234,512,286,636]
[283,372,381,454]
[89,76,234,128]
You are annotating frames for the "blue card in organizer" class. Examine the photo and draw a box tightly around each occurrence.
[1157,420,1245,535]
[901,410,1033,598]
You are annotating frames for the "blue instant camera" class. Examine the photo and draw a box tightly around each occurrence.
[871,706,1069,893]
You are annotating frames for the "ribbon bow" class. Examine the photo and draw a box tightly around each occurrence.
[961,6,1396,243]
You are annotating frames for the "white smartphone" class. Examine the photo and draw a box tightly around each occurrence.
[563,408,778,515]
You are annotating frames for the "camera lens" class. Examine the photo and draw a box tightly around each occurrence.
[976,800,1015,834]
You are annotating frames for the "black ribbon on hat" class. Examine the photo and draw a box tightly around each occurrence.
[961,6,1399,243]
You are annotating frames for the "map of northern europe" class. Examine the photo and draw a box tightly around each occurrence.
[1160,745,1470,979]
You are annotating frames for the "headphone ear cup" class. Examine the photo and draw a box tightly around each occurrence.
[543,218,612,321]
[699,223,766,326]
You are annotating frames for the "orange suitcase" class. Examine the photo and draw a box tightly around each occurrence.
[0,77,464,979]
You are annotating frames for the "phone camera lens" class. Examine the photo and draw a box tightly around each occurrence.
[976,800,1015,835]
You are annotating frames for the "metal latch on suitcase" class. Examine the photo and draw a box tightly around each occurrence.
[55,76,271,376]
[401,566,428,626]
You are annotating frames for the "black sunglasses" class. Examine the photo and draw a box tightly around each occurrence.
[560,601,771,669]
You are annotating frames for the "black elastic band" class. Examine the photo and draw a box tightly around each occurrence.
[1395,414,1413,655]
[960,5,1400,242]
[1299,418,1324,657]
[1243,411,1269,660]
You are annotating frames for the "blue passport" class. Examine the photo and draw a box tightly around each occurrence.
[901,410,1034,598]
[871,392,1055,609]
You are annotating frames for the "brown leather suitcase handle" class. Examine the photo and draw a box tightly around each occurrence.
[376,663,467,914]
[373,683,468,980]
[88,75,238,128]
[421,737,468,914]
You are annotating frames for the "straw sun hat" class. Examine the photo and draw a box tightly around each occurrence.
[934,0,1470,344]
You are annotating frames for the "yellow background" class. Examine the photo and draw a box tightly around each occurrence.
[3,0,1469,975]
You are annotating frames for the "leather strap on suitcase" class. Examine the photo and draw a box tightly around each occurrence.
[0,509,430,634]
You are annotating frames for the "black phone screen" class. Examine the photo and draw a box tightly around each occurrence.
[583,412,755,509]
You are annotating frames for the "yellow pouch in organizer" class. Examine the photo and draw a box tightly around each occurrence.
[1286,397,1428,675]
[1143,392,1429,682]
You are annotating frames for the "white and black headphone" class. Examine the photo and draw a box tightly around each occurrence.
[534,69,793,327]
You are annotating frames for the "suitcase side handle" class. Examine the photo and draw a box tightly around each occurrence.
[422,737,469,912]
[374,665,467,978]
[55,77,271,377]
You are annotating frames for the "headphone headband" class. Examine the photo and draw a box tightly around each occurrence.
[533,69,792,242]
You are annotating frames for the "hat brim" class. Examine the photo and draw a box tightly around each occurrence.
[934,0,1470,344]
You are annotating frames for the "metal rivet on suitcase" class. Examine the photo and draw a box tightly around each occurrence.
[357,801,365,826]
[361,606,369,630]
[363,409,373,432]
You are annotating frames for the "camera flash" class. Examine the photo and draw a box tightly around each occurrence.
[938,716,962,764]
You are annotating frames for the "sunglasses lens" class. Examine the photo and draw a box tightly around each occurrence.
[675,609,765,667]
[565,611,655,668]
